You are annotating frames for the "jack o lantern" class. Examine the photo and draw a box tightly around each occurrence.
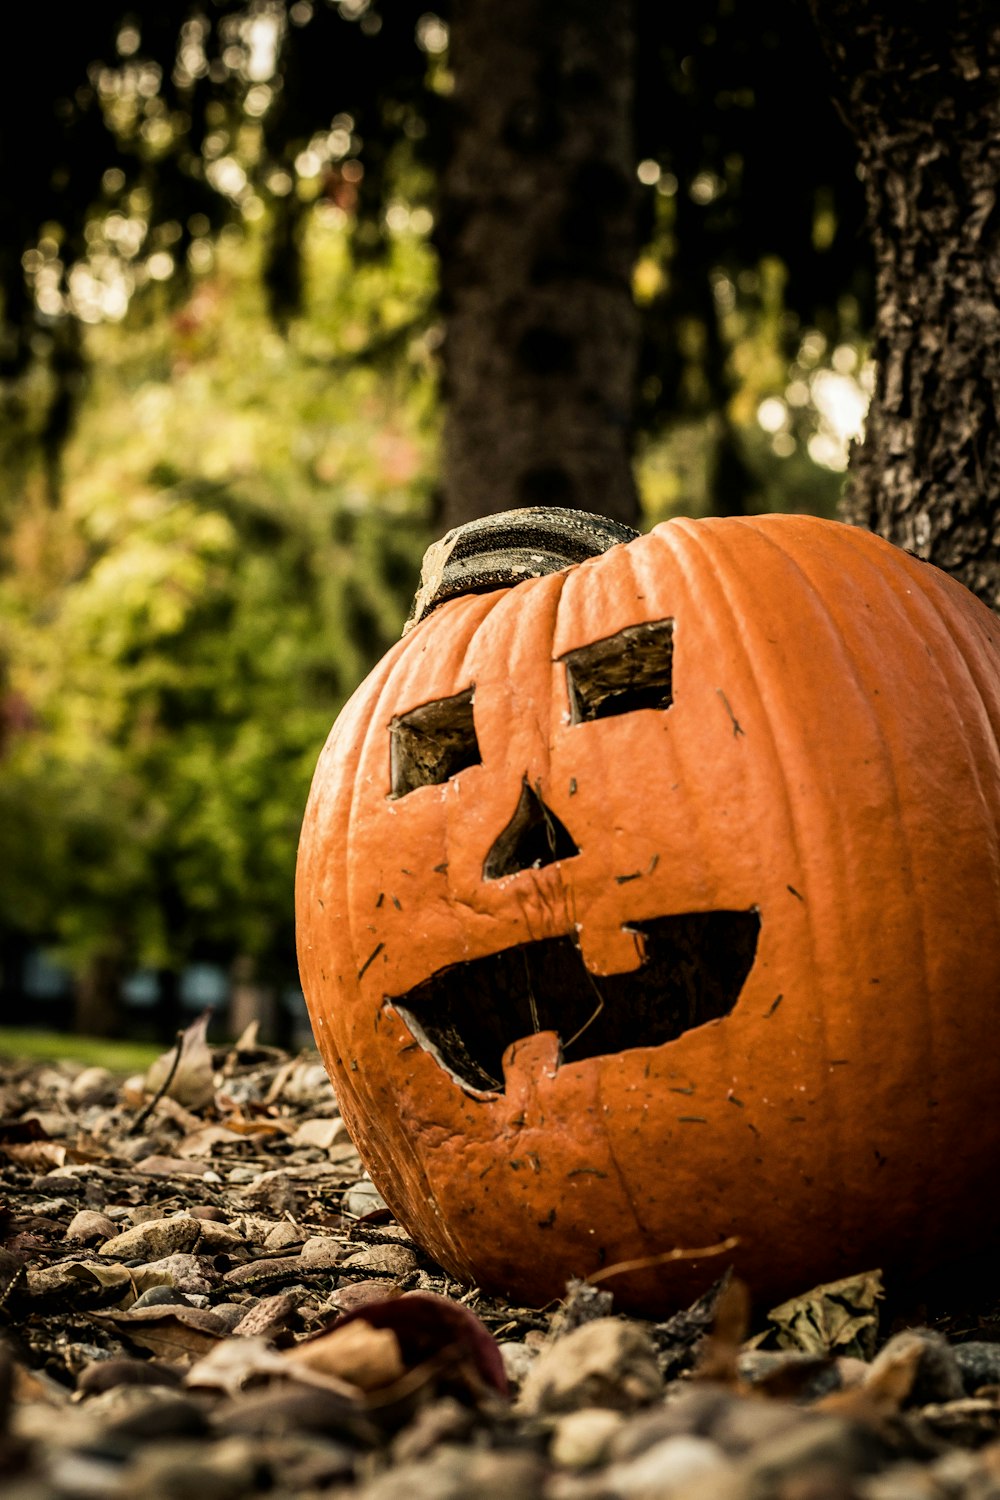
[296,508,1000,1313]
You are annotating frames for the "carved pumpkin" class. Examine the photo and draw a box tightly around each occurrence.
[296,509,1000,1313]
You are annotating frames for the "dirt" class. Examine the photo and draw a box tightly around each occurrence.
[2,1021,1000,1498]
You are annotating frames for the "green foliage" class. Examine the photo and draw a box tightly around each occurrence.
[0,212,436,978]
[0,4,874,991]
[4,1,870,491]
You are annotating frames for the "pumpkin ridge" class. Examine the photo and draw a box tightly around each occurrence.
[719,518,933,1233]
[895,554,1000,810]
[662,514,813,941]
[826,534,1000,1256]
[673,516,923,1243]
[741,519,1000,1262]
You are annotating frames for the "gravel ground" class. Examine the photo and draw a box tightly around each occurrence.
[2,1019,1000,1499]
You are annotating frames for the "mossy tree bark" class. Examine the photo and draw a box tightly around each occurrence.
[437,0,640,531]
[811,2,1000,609]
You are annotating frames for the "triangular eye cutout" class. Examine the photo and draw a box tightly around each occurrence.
[484,780,580,880]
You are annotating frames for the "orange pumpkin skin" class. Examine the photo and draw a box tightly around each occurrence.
[296,513,1000,1313]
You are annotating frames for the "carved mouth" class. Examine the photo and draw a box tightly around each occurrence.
[390,910,760,1094]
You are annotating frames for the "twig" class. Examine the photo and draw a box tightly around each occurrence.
[0,1262,26,1318]
[586,1235,740,1286]
[128,1029,184,1136]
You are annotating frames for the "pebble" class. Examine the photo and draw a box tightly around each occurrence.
[78,1359,183,1395]
[138,1254,214,1295]
[212,1303,255,1334]
[299,1234,342,1268]
[587,1434,732,1500]
[21,1110,75,1138]
[743,1413,893,1490]
[549,1407,627,1468]
[131,1287,192,1310]
[392,1399,476,1463]
[68,1067,117,1105]
[122,1436,261,1500]
[358,1445,546,1500]
[518,1319,663,1415]
[344,1178,389,1218]
[263,1221,303,1252]
[100,1216,202,1261]
[866,1328,965,1406]
[231,1292,299,1338]
[952,1340,1000,1394]
[498,1341,537,1390]
[339,1243,419,1276]
[215,1385,376,1446]
[330,1278,405,1315]
[66,1210,118,1244]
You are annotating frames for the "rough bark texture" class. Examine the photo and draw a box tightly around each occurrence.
[810,2,1000,609]
[437,0,640,530]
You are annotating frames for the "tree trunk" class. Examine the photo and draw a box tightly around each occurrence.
[437,0,641,530]
[74,953,123,1038]
[810,3,1000,609]
[229,955,277,1045]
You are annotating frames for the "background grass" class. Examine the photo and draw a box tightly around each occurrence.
[0,1029,162,1071]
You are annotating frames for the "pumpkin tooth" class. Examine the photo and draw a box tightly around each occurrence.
[389,909,760,1094]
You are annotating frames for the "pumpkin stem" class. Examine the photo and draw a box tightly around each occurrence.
[405,506,640,632]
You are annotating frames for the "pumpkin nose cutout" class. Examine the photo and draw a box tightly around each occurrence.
[484,779,579,880]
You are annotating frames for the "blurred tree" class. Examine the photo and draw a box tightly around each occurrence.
[811,1,1000,609]
[437,0,640,525]
[0,219,436,1031]
[1,0,869,526]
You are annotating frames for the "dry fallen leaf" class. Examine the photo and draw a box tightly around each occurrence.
[184,1335,293,1397]
[91,1304,230,1362]
[27,1261,134,1302]
[289,1117,348,1150]
[143,1012,215,1111]
[768,1270,884,1359]
[1,1141,66,1172]
[285,1319,407,1392]
[174,1125,246,1159]
[332,1291,509,1404]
